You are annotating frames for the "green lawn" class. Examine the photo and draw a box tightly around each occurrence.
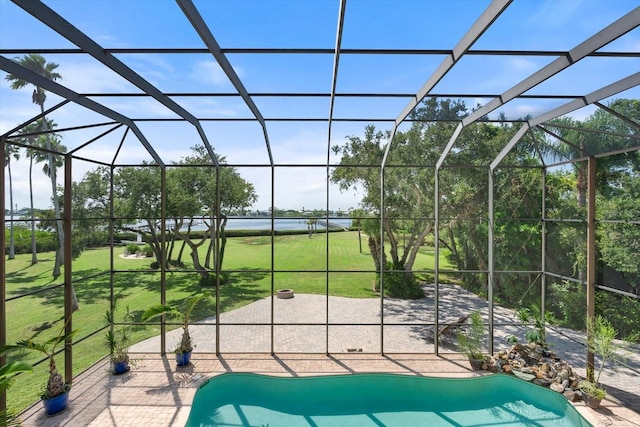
[3,231,452,414]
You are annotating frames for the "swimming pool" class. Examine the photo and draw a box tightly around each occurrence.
[186,372,592,426]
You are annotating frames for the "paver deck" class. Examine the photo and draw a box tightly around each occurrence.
[16,287,640,426]
[16,353,640,427]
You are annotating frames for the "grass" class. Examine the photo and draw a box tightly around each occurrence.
[3,231,453,414]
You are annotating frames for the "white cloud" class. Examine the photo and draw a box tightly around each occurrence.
[57,59,139,93]
[528,0,582,27]
[178,97,241,117]
[508,57,537,73]
[189,60,242,87]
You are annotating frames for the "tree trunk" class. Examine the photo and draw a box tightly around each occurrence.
[405,223,432,272]
[177,239,187,263]
[7,160,15,260]
[576,162,587,208]
[39,103,64,277]
[29,155,38,264]
[174,225,212,281]
[217,215,228,271]
[176,220,193,264]
[383,219,400,267]
[167,232,175,262]
[368,234,384,272]
[205,218,214,269]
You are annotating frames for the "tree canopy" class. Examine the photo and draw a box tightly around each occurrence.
[331,97,639,337]
[73,145,257,283]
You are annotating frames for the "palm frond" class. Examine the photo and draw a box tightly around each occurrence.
[0,344,27,357]
[141,304,179,322]
[182,294,210,322]
[14,339,49,355]
[0,361,33,393]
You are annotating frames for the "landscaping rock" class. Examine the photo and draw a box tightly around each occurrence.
[483,342,583,399]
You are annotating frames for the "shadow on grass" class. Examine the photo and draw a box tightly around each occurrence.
[217,269,270,314]
[10,267,111,308]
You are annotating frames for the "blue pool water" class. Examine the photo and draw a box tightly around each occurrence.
[186,373,592,427]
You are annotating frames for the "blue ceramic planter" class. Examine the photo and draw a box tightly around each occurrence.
[176,351,192,366]
[43,390,69,415]
[113,360,130,375]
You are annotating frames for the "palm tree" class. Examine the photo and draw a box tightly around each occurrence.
[5,54,65,276]
[141,294,211,356]
[3,143,20,260]
[351,208,366,253]
[17,119,60,265]
[6,54,78,311]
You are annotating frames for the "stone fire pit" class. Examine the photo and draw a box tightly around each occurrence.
[277,289,294,299]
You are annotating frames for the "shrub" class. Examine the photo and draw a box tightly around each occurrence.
[125,243,141,254]
[142,245,154,257]
[198,273,230,287]
[376,263,424,299]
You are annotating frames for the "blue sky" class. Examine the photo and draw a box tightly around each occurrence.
[1,0,639,211]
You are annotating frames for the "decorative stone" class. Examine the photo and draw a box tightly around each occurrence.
[513,370,535,382]
[557,369,570,382]
[550,383,565,393]
[484,343,594,397]
[533,378,551,387]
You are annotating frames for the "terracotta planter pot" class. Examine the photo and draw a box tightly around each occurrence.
[468,357,484,371]
[583,393,602,409]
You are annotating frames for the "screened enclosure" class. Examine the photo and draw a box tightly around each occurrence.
[1,0,639,414]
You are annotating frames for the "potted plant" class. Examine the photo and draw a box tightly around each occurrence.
[576,315,636,409]
[104,302,132,375]
[516,303,557,350]
[142,293,210,367]
[0,318,75,415]
[456,310,486,370]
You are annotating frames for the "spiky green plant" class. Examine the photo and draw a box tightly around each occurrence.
[516,303,557,348]
[141,294,210,354]
[104,303,132,365]
[0,318,75,400]
[578,315,639,400]
[457,311,485,360]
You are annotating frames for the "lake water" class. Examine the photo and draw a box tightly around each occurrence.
[208,217,352,231]
[4,216,352,232]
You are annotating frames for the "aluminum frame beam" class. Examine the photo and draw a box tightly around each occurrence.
[381,0,512,167]
[393,0,512,132]
[0,55,165,167]
[176,0,273,165]
[594,101,640,131]
[439,6,640,169]
[325,0,347,354]
[466,7,639,127]
[491,71,640,170]
[13,0,218,167]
